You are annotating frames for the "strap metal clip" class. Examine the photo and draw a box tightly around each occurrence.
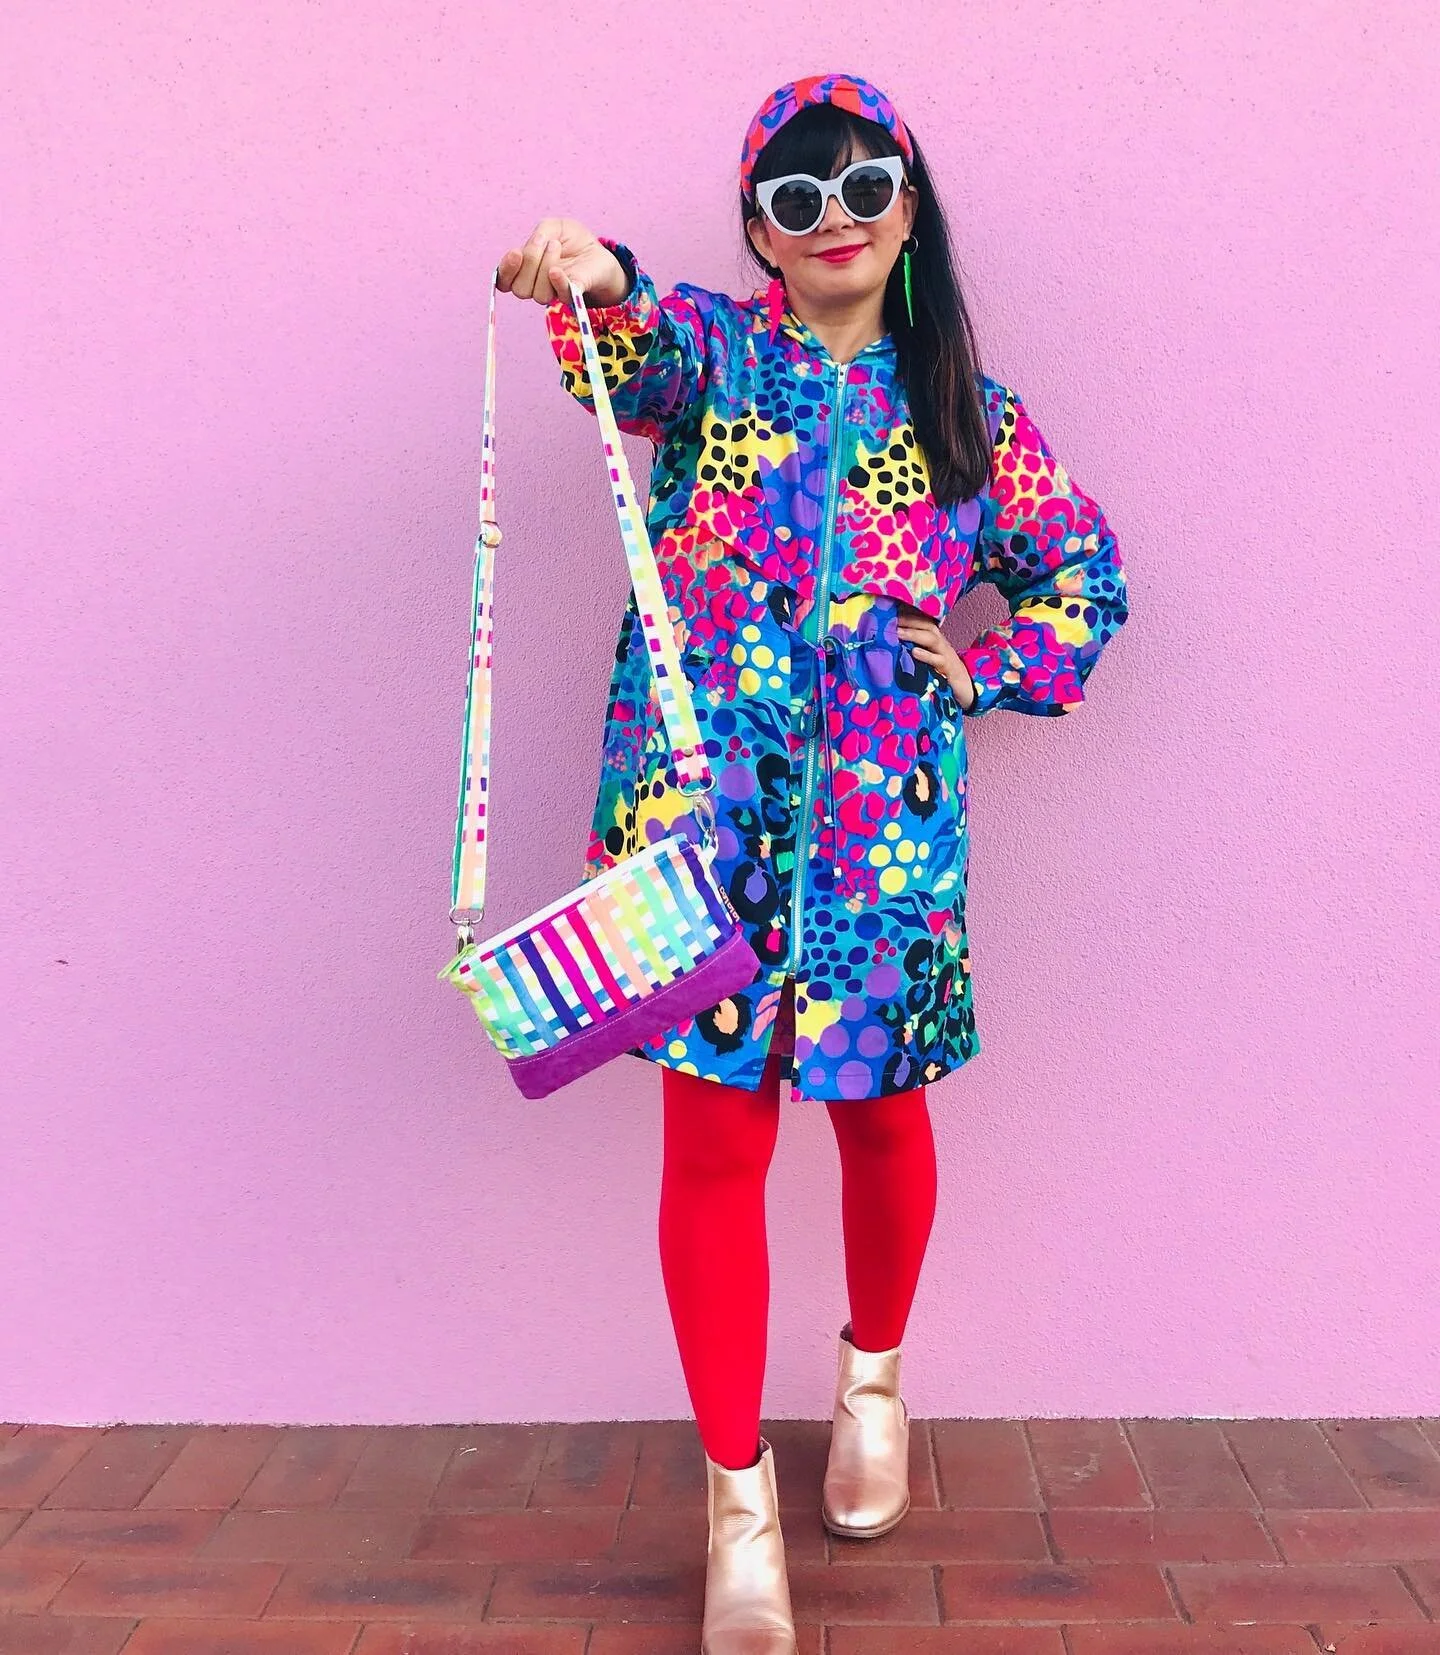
[450,906,485,953]
[686,784,721,859]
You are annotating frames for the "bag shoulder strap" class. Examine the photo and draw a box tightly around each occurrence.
[450,269,713,936]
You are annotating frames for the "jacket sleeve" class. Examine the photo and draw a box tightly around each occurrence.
[544,239,709,444]
[958,386,1129,717]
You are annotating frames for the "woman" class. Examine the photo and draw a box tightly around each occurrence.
[499,72,1128,1655]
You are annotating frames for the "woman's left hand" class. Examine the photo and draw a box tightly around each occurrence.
[896,610,976,712]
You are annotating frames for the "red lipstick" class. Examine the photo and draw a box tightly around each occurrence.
[814,244,865,264]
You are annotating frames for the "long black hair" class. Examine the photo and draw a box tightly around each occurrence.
[740,102,992,507]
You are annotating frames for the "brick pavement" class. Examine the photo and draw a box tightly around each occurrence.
[2,1417,1440,1651]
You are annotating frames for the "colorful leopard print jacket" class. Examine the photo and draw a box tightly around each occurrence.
[544,239,1129,1101]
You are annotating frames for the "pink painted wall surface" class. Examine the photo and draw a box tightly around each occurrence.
[3,0,1437,1426]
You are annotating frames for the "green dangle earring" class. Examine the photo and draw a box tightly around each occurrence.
[901,234,918,327]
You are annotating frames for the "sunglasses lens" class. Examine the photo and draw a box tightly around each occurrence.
[768,178,824,233]
[841,164,898,220]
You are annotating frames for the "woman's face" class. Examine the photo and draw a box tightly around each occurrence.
[745,139,918,314]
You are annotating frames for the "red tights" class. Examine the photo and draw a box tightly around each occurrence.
[658,1048,938,1470]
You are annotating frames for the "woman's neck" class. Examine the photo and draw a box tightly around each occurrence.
[785,286,888,365]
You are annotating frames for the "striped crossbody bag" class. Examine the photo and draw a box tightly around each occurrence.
[438,271,761,1098]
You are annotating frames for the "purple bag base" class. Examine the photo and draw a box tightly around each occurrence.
[504,929,763,1099]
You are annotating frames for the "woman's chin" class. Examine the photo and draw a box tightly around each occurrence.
[792,255,885,304]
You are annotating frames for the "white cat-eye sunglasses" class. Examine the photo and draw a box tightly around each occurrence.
[754,155,908,237]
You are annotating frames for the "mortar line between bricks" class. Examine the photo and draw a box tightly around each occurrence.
[227,1428,282,1513]
[38,1552,87,1612]
[1409,1416,1440,1468]
[1315,1417,1384,1511]
[332,1428,381,1507]
[921,1418,939,1509]
[1308,1416,1371,1501]
[36,1429,105,1512]
[1018,1419,1045,1510]
[1252,1498,1289,1563]
[5,1508,43,1545]
[112,1426,192,1512]
[1215,1419,1272,1513]
[523,1422,556,1511]
[1118,1418,1159,1509]
[1395,1561,1434,1620]
[58,1423,117,1501]
[256,1556,289,1617]
[1399,1417,1440,1518]
[111,1616,142,1652]
[425,1425,475,1511]
[932,1419,949,1508]
[620,1428,642,1508]
[165,1427,209,1499]
[1160,1560,1191,1623]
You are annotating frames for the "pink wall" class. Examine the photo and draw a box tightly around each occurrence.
[3,0,1437,1426]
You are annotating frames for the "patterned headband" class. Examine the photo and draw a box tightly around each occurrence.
[739,72,915,200]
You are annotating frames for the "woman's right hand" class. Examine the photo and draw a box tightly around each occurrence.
[497,219,630,306]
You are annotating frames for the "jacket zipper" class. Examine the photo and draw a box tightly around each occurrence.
[789,356,850,977]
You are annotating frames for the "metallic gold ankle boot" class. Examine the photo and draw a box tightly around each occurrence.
[702,1436,797,1654]
[821,1322,911,1538]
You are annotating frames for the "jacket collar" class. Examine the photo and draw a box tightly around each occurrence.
[760,277,896,368]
